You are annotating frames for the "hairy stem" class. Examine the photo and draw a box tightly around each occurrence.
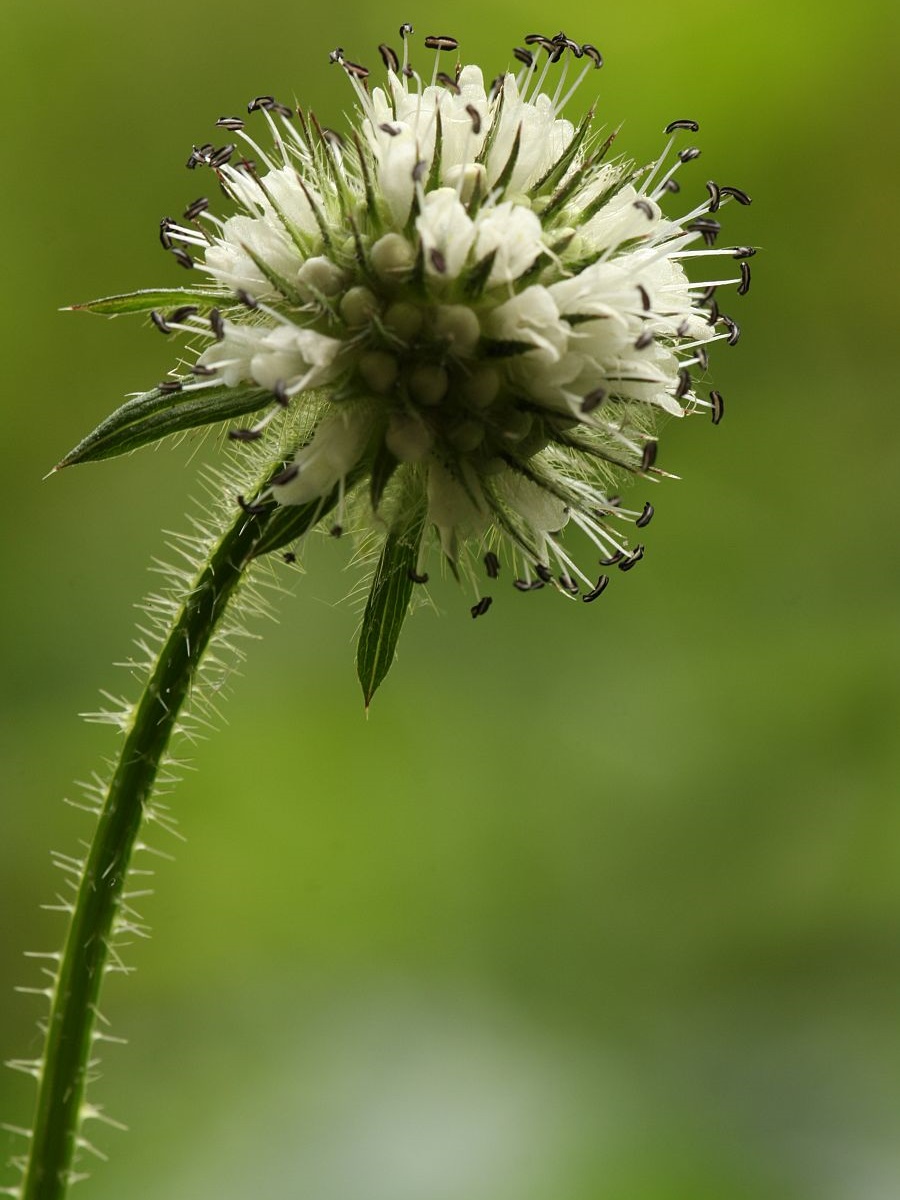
[20,497,274,1200]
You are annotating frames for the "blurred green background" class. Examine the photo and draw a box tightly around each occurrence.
[2,2,898,1197]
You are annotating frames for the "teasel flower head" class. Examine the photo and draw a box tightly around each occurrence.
[65,26,753,699]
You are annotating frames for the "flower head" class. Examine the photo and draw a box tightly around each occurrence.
[70,27,752,693]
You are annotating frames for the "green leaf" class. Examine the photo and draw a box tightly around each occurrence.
[65,287,230,316]
[369,441,399,514]
[356,488,427,708]
[55,384,271,468]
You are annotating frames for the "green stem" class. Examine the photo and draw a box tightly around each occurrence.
[20,498,273,1200]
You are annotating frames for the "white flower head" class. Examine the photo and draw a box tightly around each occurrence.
[145,27,753,615]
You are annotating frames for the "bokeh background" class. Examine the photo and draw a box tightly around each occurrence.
[2,2,898,1197]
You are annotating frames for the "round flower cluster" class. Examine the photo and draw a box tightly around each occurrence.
[157,27,752,602]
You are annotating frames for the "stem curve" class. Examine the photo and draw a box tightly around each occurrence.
[20,496,274,1200]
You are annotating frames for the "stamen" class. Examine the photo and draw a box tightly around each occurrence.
[635,502,654,528]
[719,185,752,205]
[470,596,493,618]
[709,390,725,424]
[641,441,658,471]
[379,43,400,73]
[424,35,459,51]
[618,544,645,571]
[664,119,700,133]
[408,568,430,584]
[484,551,500,579]
[582,574,610,602]
[738,261,752,295]
[580,387,607,414]
[183,197,209,220]
[216,117,245,132]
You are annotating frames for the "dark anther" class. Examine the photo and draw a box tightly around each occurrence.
[699,284,718,305]
[429,247,447,273]
[583,574,610,602]
[328,48,344,64]
[687,218,721,235]
[191,363,215,376]
[436,72,461,93]
[270,102,294,118]
[599,550,625,566]
[424,35,459,51]
[247,95,275,111]
[408,568,430,584]
[637,284,651,311]
[237,494,269,514]
[678,146,702,163]
[171,247,194,269]
[379,43,400,72]
[581,43,603,68]
[150,310,171,335]
[158,380,183,394]
[524,33,553,48]
[633,199,655,219]
[399,23,414,38]
[619,545,645,572]
[732,246,757,259]
[546,41,566,63]
[271,464,300,487]
[661,177,681,194]
[641,441,658,471]
[536,563,553,583]
[186,144,214,169]
[710,390,725,425]
[559,573,579,594]
[236,157,257,174]
[470,596,493,618]
[216,116,245,132]
[489,73,505,99]
[184,197,209,220]
[675,368,692,399]
[330,524,343,538]
[235,288,259,309]
[514,578,544,591]
[379,122,401,136]
[273,380,289,407]
[466,104,482,134]
[342,60,370,79]
[484,551,500,579]
[706,298,720,326]
[552,32,582,56]
[705,180,721,212]
[580,387,607,414]
[719,185,753,206]
[636,502,655,528]
[513,47,536,68]
[738,260,752,296]
[696,345,709,370]
[635,329,654,350]
[229,428,263,443]
[402,65,415,79]
[322,128,345,149]
[168,304,199,324]
[209,308,225,340]
[283,551,297,564]
[664,119,700,134]
[159,217,175,249]
[676,319,690,337]
[412,159,427,182]
[722,315,741,346]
